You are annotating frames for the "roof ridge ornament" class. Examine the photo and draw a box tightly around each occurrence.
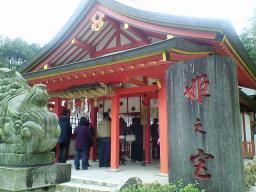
[91,11,105,32]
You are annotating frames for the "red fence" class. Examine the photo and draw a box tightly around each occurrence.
[242,141,255,158]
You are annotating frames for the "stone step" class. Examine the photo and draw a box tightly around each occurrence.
[57,182,116,192]
[71,177,118,188]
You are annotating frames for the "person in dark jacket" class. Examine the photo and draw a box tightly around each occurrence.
[73,116,90,170]
[119,117,127,165]
[151,118,160,160]
[97,112,111,167]
[58,109,72,163]
[87,123,95,166]
[130,117,143,162]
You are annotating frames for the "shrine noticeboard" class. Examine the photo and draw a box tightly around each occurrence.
[167,56,244,192]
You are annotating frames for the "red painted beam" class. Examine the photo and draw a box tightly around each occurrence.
[71,39,95,53]
[46,64,168,92]
[69,24,114,62]
[117,85,159,96]
[128,26,150,44]
[29,53,164,83]
[101,32,116,51]
[144,31,166,40]
[116,28,121,47]
[92,41,147,57]
[169,52,210,61]
[120,30,137,43]
[126,77,147,86]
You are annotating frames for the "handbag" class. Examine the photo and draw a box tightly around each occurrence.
[126,134,136,142]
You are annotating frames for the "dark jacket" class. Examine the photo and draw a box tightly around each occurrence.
[120,119,127,136]
[74,125,90,150]
[130,122,143,145]
[58,116,72,144]
[151,123,159,138]
[88,124,94,148]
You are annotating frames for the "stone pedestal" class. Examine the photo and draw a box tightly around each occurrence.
[0,152,55,167]
[0,152,71,191]
[0,163,71,192]
[167,56,244,192]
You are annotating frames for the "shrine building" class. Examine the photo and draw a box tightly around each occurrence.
[18,0,256,174]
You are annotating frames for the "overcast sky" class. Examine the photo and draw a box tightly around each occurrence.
[0,0,255,46]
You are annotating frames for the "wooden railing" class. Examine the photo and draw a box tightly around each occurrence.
[242,141,255,158]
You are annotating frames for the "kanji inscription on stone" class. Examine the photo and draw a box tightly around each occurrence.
[184,74,210,104]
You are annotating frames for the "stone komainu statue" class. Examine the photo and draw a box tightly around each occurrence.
[0,68,60,154]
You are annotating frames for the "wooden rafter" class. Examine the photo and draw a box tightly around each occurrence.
[144,31,166,40]
[56,47,82,66]
[31,5,99,72]
[51,25,93,65]
[120,30,137,43]
[71,39,95,53]
[101,32,116,50]
[116,23,121,47]
[30,58,170,92]
[68,25,114,62]
[128,26,150,44]
[91,41,147,57]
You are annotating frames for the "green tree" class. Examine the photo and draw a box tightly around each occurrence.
[240,10,256,62]
[0,36,41,69]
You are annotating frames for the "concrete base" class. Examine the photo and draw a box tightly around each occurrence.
[0,152,55,167]
[0,186,55,192]
[0,163,71,191]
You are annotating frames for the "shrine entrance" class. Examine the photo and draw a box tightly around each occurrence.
[49,82,166,172]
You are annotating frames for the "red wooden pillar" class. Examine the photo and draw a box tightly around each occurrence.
[158,79,168,174]
[143,97,151,165]
[89,99,98,161]
[111,92,120,170]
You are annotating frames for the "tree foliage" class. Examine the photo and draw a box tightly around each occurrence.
[240,11,256,62]
[0,36,41,69]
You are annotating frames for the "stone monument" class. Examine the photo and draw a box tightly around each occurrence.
[167,56,244,191]
[0,68,71,191]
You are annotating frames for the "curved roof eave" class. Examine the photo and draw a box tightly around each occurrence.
[97,0,256,77]
[18,0,96,73]
[18,0,256,80]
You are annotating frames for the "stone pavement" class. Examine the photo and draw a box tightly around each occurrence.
[57,160,168,191]
[59,159,256,191]
[70,159,167,184]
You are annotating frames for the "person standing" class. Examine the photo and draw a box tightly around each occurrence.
[130,117,143,162]
[151,118,160,160]
[97,112,111,167]
[73,117,90,170]
[58,109,72,163]
[119,117,127,165]
[87,122,95,166]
